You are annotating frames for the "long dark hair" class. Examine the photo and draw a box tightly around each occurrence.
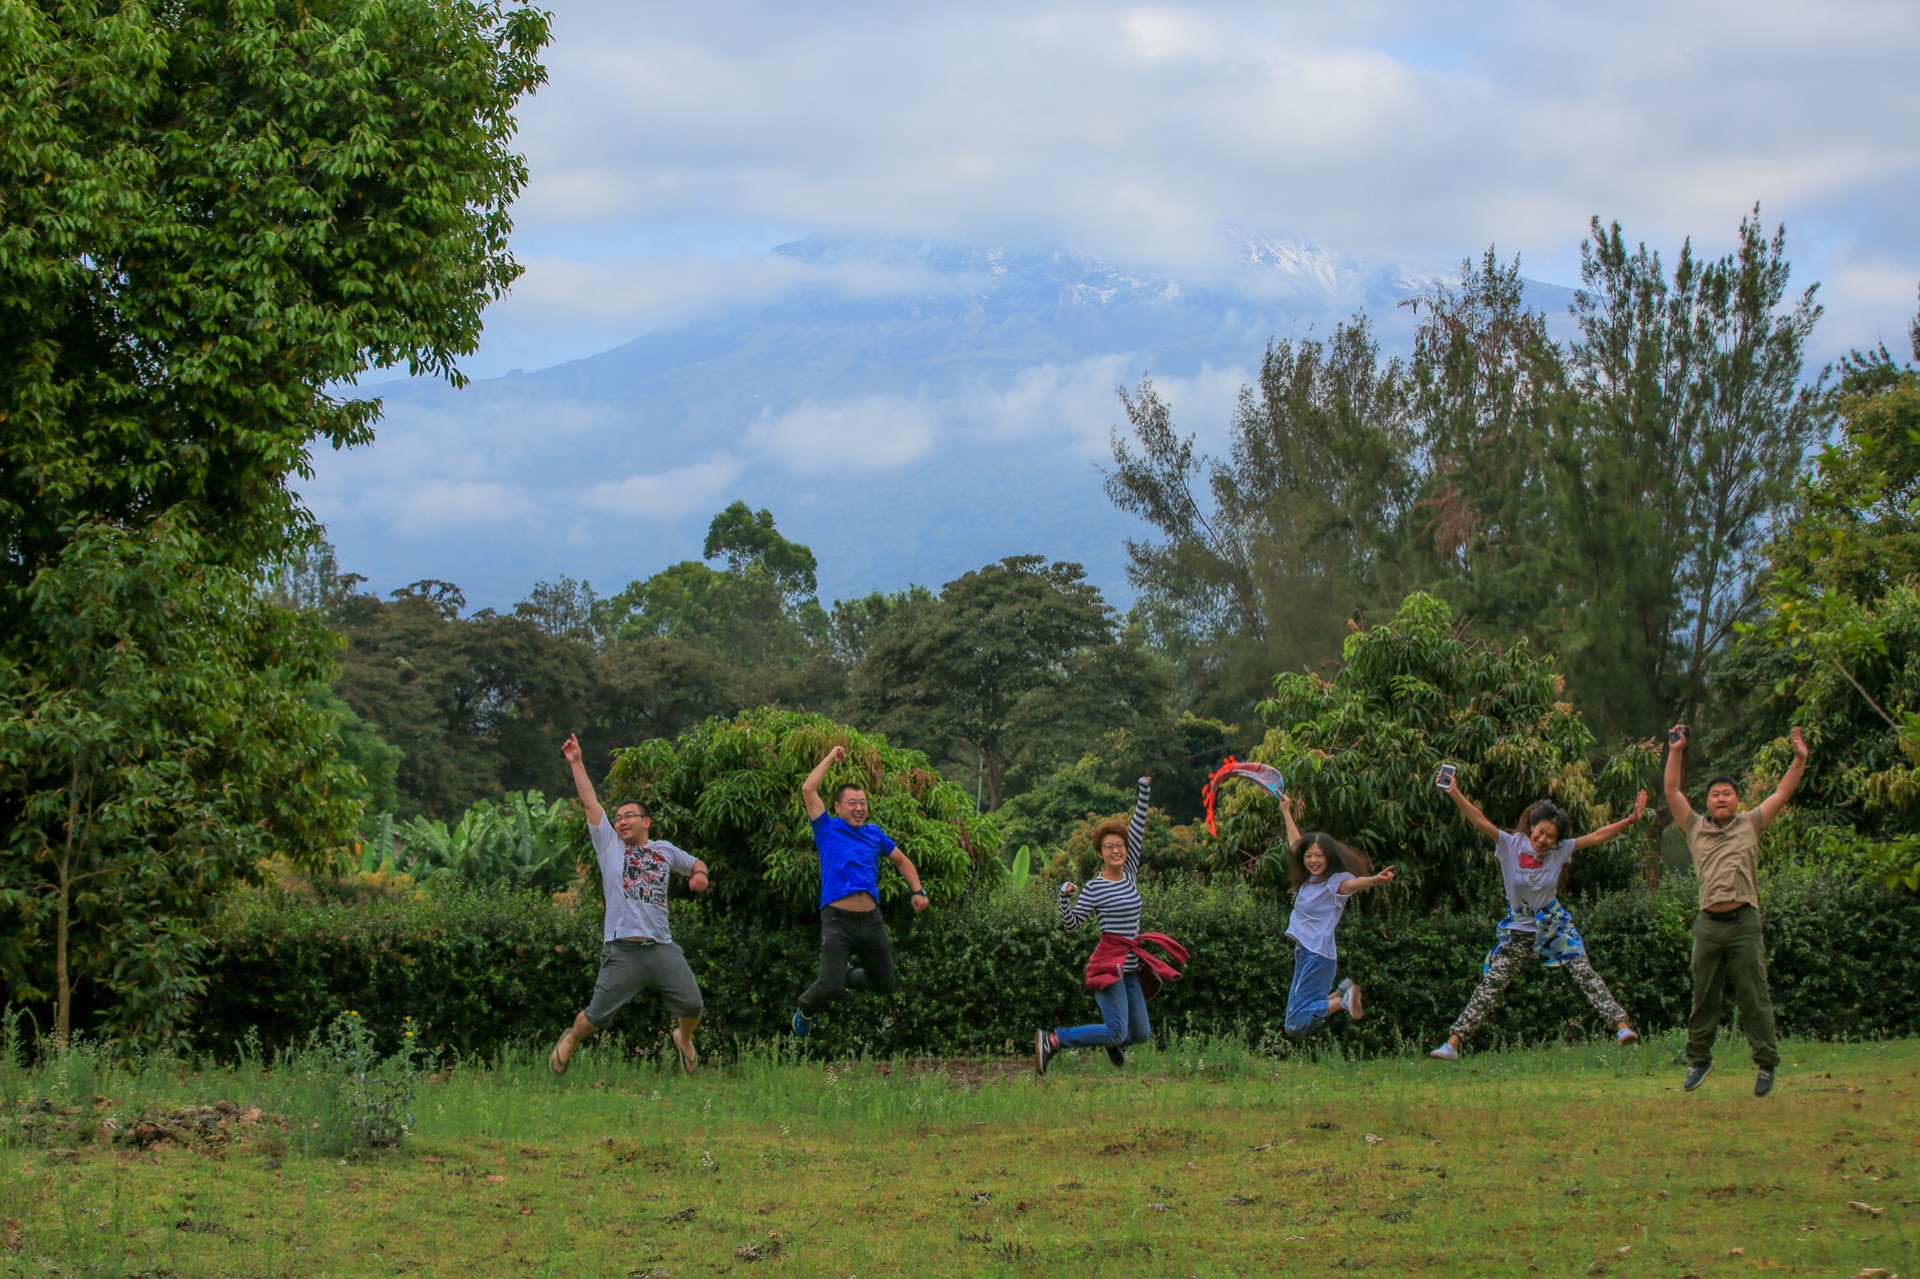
[1289,832,1373,889]
[1519,800,1570,841]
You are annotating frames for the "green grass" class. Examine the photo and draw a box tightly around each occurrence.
[3,1033,1916,1277]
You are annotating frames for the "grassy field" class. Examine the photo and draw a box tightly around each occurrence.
[3,1032,1916,1278]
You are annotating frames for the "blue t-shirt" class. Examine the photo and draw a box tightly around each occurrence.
[811,812,897,908]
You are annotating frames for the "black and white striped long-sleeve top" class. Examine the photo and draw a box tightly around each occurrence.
[1059,778,1151,969]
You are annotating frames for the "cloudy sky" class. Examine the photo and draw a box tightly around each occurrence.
[309,1,1920,607]
[466,0,1920,375]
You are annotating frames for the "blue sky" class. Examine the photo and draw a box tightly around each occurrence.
[314,1,1920,608]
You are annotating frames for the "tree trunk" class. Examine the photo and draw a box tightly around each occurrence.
[55,858,71,1049]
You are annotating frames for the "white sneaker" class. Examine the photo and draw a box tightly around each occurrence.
[1336,978,1362,1021]
[1616,1026,1639,1045]
[1429,1042,1460,1062]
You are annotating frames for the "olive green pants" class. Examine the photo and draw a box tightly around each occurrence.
[1686,907,1779,1070]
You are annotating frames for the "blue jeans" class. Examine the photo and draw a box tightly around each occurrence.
[1056,971,1152,1048]
[1285,947,1339,1038]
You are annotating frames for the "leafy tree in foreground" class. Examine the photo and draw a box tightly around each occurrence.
[1216,593,1654,912]
[0,0,549,1043]
[0,519,358,1046]
[606,710,994,920]
[1720,293,1920,886]
[0,0,549,590]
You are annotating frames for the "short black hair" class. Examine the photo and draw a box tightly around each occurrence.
[614,799,651,820]
[831,783,868,806]
[1702,774,1740,795]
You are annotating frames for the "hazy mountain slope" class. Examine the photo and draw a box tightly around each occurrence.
[305,237,1576,609]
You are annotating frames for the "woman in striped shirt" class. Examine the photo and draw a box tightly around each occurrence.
[1035,777,1185,1074]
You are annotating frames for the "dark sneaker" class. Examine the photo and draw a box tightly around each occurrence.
[1035,1029,1057,1076]
[1754,1068,1775,1098]
[1682,1061,1713,1091]
[1105,1045,1126,1068]
[791,1009,812,1040]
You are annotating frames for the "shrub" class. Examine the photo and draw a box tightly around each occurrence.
[605,708,997,920]
[1222,593,1658,911]
[193,870,1920,1061]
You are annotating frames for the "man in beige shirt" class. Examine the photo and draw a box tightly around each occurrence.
[1663,724,1808,1097]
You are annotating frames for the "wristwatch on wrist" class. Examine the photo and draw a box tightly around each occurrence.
[911,889,928,898]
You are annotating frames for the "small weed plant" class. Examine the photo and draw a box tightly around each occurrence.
[289,1011,433,1158]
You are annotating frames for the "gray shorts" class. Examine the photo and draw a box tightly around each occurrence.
[581,940,703,1027]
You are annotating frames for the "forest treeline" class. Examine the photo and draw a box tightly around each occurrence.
[298,209,1920,868]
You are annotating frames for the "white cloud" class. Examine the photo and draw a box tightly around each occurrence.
[394,481,537,533]
[738,358,1251,482]
[491,0,1917,345]
[521,3,1915,244]
[749,396,940,473]
[582,458,745,518]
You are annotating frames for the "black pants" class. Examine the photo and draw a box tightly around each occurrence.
[798,906,898,1014]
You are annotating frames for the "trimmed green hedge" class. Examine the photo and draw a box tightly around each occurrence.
[195,871,1920,1060]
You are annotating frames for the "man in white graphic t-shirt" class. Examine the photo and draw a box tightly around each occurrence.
[550,734,711,1077]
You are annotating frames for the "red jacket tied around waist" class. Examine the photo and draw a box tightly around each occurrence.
[1085,932,1189,999]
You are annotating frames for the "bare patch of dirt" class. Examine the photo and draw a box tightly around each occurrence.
[867,1058,1034,1088]
[8,1097,284,1156]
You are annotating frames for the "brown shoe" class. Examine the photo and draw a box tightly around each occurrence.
[549,1029,575,1076]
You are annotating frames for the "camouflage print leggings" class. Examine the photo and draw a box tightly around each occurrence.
[1448,930,1628,1041]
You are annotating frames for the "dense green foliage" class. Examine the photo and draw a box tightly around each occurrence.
[1716,310,1920,888]
[0,0,551,1049]
[192,869,1920,1061]
[0,517,359,1047]
[859,555,1170,809]
[392,790,584,895]
[605,709,996,919]
[0,0,549,586]
[1216,593,1656,911]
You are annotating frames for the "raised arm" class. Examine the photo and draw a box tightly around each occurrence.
[1755,728,1809,830]
[561,734,603,828]
[1279,793,1303,848]
[1663,726,1694,826]
[1446,784,1502,841]
[1337,865,1397,896]
[801,744,845,822]
[1125,776,1151,877]
[1572,791,1648,850]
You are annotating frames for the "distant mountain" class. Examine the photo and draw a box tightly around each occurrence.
[302,236,1577,611]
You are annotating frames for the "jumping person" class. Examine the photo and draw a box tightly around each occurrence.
[551,734,709,1077]
[1429,776,1646,1061]
[791,744,929,1038]
[1666,725,1808,1097]
[1035,777,1189,1075]
[1277,794,1396,1039]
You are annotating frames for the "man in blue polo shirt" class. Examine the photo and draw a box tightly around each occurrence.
[791,744,929,1038]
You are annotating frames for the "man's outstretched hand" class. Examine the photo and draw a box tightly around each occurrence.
[561,734,583,765]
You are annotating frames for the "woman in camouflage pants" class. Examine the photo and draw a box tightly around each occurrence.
[1428,777,1646,1061]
